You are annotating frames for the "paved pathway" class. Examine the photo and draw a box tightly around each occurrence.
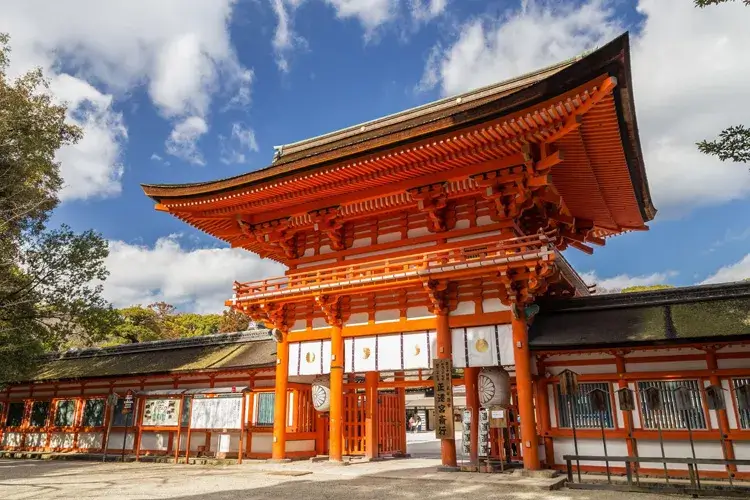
[0,458,740,500]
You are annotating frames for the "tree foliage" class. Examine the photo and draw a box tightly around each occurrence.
[694,1,750,164]
[218,308,252,333]
[0,34,115,382]
[697,125,750,164]
[694,0,750,7]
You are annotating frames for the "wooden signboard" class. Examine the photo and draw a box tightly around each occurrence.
[433,357,454,439]
[142,398,179,427]
[190,396,243,430]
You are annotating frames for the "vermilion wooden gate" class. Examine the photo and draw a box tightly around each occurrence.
[343,393,366,455]
[377,393,402,455]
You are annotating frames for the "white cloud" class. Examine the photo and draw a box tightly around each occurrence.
[701,254,750,285]
[418,0,750,214]
[0,0,253,192]
[52,74,127,201]
[104,235,286,314]
[165,117,209,166]
[580,270,677,293]
[270,0,308,73]
[409,0,448,23]
[325,0,397,33]
[220,123,260,164]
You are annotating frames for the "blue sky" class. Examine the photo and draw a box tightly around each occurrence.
[3,0,750,312]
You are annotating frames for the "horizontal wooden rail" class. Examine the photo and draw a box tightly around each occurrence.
[231,232,556,304]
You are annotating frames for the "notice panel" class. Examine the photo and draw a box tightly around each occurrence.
[142,399,179,427]
[433,357,455,439]
[190,397,242,430]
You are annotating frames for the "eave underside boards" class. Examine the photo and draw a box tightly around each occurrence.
[158,75,644,252]
[551,92,644,232]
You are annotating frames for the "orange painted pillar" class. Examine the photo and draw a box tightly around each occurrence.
[329,323,344,462]
[707,350,736,468]
[615,355,637,466]
[464,366,480,464]
[512,311,540,470]
[436,312,457,467]
[271,337,288,460]
[365,371,379,460]
[395,371,407,455]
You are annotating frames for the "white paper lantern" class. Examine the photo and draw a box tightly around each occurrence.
[478,367,510,407]
[312,377,331,412]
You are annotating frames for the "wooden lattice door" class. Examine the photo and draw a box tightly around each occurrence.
[377,393,402,455]
[343,393,366,455]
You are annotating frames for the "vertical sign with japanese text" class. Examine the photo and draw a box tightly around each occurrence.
[433,358,454,439]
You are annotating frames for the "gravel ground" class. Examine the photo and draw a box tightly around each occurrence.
[0,459,739,500]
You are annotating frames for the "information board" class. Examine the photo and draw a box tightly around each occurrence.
[190,397,242,430]
[433,357,455,439]
[142,398,179,427]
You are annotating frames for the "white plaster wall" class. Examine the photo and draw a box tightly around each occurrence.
[377,232,401,244]
[286,439,315,452]
[637,440,725,471]
[351,237,370,249]
[553,437,629,468]
[374,309,400,323]
[625,348,703,358]
[717,358,750,369]
[548,385,557,427]
[345,312,369,326]
[344,242,434,260]
[407,227,430,238]
[296,258,336,269]
[476,215,494,226]
[452,301,475,316]
[291,319,307,332]
[454,219,471,230]
[107,432,135,450]
[25,433,45,447]
[179,432,207,451]
[209,432,240,453]
[446,230,503,243]
[482,298,508,313]
[546,364,617,375]
[140,432,171,451]
[625,361,706,373]
[2,432,23,447]
[50,432,75,449]
[78,432,103,449]
[406,306,432,319]
[251,433,273,454]
[734,442,750,472]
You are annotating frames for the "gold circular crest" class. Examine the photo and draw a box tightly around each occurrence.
[362,347,371,359]
[475,338,489,353]
[414,345,421,356]
[305,352,316,363]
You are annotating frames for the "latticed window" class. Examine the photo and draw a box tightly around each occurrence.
[556,382,614,428]
[732,378,750,430]
[637,380,707,430]
[256,393,275,427]
[29,401,50,427]
[54,400,76,427]
[82,399,106,427]
[5,402,25,427]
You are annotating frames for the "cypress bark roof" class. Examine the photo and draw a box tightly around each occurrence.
[530,281,750,350]
[21,331,276,383]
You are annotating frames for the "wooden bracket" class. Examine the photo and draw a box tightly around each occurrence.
[408,184,456,233]
[315,295,350,327]
[312,208,346,251]
[244,217,298,259]
[242,302,291,333]
[422,279,457,315]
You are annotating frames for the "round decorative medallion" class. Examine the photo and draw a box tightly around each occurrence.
[312,377,331,412]
[362,347,371,359]
[475,338,489,353]
[305,352,316,363]
[414,345,421,356]
[478,367,511,407]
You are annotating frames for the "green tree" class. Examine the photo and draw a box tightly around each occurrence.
[0,34,114,382]
[107,305,164,344]
[218,308,252,333]
[694,1,750,165]
[167,312,222,338]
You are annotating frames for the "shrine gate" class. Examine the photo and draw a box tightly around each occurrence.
[140,33,656,469]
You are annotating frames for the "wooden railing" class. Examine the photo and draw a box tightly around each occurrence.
[232,232,555,302]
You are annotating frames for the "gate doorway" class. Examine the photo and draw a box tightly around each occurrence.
[378,393,403,455]
[343,393,366,455]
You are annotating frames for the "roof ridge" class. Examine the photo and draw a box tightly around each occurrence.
[46,329,273,361]
[539,281,750,313]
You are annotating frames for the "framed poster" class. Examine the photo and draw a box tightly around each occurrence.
[190,396,242,430]
[142,398,179,427]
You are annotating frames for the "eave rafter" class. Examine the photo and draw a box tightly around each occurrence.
[312,207,346,251]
